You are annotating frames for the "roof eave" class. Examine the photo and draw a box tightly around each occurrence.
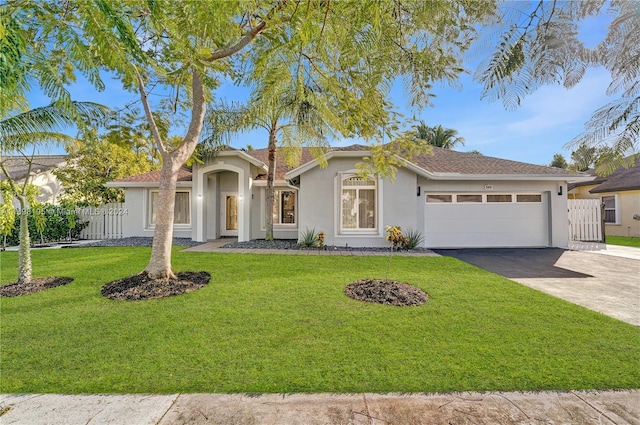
[106,181,193,188]
[217,150,268,171]
[421,173,595,181]
[590,185,640,194]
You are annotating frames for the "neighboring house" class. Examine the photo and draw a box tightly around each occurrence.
[108,145,592,248]
[569,159,640,238]
[0,155,66,205]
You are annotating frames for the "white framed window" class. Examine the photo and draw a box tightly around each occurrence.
[457,194,483,203]
[272,190,296,225]
[426,193,542,204]
[516,194,542,203]
[487,194,513,203]
[341,175,376,231]
[426,194,453,203]
[148,190,191,225]
[602,195,619,224]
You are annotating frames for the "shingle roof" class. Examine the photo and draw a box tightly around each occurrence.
[247,147,317,180]
[589,161,640,193]
[410,147,575,175]
[111,144,583,184]
[0,155,67,181]
[112,168,193,183]
[567,169,603,191]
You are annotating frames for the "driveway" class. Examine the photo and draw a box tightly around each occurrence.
[434,248,640,326]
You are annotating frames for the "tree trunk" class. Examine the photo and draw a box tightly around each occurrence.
[140,69,206,280]
[143,157,182,279]
[17,195,32,284]
[265,125,278,241]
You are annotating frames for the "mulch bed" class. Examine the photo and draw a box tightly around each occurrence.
[0,277,74,297]
[344,279,428,307]
[101,271,211,301]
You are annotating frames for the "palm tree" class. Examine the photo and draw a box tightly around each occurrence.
[205,85,332,241]
[413,121,433,142]
[412,122,466,150]
[0,102,108,284]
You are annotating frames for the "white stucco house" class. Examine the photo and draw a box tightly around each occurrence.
[0,155,67,205]
[107,145,592,248]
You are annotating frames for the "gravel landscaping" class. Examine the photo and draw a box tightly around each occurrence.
[72,237,204,248]
[222,239,433,252]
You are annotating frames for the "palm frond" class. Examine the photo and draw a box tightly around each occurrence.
[1,102,109,151]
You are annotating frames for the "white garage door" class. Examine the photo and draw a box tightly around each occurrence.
[424,193,549,248]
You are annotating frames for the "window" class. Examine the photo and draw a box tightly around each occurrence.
[273,190,296,225]
[341,176,376,230]
[149,190,190,225]
[516,194,542,203]
[487,194,512,203]
[457,194,482,203]
[603,195,618,224]
[426,194,452,203]
[425,193,543,204]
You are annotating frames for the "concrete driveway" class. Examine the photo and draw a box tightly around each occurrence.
[434,248,640,326]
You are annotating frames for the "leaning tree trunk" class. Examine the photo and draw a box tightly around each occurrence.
[265,125,278,241]
[16,194,32,284]
[141,70,206,280]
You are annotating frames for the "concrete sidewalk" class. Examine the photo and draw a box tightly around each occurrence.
[569,242,640,260]
[2,390,639,424]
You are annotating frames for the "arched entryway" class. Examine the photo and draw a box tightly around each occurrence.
[193,163,250,242]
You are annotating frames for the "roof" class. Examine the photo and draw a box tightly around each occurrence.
[113,168,193,183]
[109,144,589,186]
[285,145,586,181]
[410,147,575,176]
[0,155,67,181]
[247,147,317,180]
[567,169,602,191]
[589,161,640,193]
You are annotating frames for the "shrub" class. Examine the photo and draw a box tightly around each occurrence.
[403,228,425,250]
[298,228,326,248]
[385,225,409,250]
[385,226,424,250]
[3,205,88,247]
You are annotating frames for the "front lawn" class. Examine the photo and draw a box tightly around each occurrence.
[606,235,640,248]
[1,247,639,394]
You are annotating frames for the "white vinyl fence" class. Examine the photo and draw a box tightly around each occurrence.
[78,203,125,240]
[568,199,603,242]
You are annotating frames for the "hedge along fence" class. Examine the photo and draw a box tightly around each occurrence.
[2,205,88,247]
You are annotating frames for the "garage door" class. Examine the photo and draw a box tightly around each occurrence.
[424,193,549,248]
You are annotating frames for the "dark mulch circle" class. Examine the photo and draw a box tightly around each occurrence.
[0,277,74,297]
[345,279,428,307]
[101,271,211,301]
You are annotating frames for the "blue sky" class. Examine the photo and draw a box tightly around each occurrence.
[29,6,613,167]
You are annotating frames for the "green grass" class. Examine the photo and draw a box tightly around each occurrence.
[606,235,640,248]
[1,247,639,394]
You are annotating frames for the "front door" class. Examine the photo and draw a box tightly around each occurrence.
[220,192,238,236]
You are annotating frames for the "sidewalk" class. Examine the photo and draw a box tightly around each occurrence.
[569,241,640,260]
[2,390,639,424]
